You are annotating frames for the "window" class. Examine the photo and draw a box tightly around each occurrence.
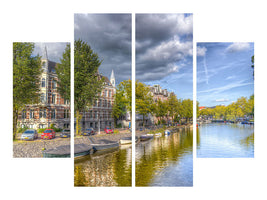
[64,109,69,118]
[39,108,46,118]
[51,109,56,119]
[52,80,57,89]
[39,124,46,129]
[89,111,92,118]
[109,90,111,97]
[41,93,46,103]
[30,110,34,119]
[99,99,102,107]
[29,124,34,129]
[42,62,46,69]
[105,90,108,97]
[22,110,26,119]
[52,94,56,104]
[42,78,46,87]
[64,99,69,105]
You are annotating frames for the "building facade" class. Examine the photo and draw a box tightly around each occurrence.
[79,70,116,131]
[18,46,70,130]
[136,84,171,128]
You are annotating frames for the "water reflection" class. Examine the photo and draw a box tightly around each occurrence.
[135,128,193,186]
[197,123,254,158]
[74,147,132,187]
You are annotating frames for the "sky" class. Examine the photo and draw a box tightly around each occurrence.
[33,42,69,63]
[74,14,132,84]
[197,42,254,107]
[136,13,193,100]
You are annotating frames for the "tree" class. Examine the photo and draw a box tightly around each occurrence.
[181,99,193,123]
[13,42,42,140]
[154,99,168,124]
[167,93,179,124]
[56,44,70,101]
[112,84,127,127]
[74,40,104,135]
[136,81,154,127]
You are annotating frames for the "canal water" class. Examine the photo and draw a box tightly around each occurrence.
[135,128,193,187]
[74,146,132,187]
[197,123,254,158]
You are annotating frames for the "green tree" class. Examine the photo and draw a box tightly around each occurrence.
[13,42,42,140]
[74,40,104,135]
[167,93,179,124]
[56,44,70,101]
[154,99,168,125]
[181,99,193,123]
[112,84,127,127]
[136,81,154,127]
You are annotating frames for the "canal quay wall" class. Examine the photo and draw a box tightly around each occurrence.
[13,125,192,158]
[13,137,70,158]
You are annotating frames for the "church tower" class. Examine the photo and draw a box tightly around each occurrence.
[110,69,115,87]
[40,45,49,104]
[41,45,49,73]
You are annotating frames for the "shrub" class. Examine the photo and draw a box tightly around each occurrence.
[114,129,119,134]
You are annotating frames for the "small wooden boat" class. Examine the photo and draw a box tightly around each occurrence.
[155,132,162,137]
[164,130,171,136]
[91,139,119,151]
[119,136,138,145]
[74,144,93,158]
[139,134,154,141]
[42,144,92,158]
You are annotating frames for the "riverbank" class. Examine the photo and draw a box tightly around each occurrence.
[13,125,192,158]
[13,137,70,158]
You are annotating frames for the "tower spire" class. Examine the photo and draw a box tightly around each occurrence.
[42,45,48,60]
[110,69,115,87]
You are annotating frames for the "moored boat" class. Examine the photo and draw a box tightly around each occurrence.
[164,130,171,136]
[119,136,138,145]
[155,132,162,137]
[43,144,92,158]
[139,134,154,141]
[91,139,119,151]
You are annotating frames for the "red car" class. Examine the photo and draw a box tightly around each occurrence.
[41,129,56,139]
[104,126,113,134]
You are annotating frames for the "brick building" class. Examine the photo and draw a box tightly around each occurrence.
[18,46,70,129]
[79,70,116,131]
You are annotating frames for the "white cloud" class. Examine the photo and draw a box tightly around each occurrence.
[215,99,229,102]
[197,46,207,56]
[226,42,250,53]
[198,80,253,95]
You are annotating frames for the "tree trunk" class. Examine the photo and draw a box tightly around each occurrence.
[13,108,18,140]
[76,110,82,136]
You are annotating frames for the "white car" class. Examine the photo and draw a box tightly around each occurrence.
[21,129,38,141]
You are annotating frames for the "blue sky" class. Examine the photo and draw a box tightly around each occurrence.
[136,14,193,100]
[197,42,254,107]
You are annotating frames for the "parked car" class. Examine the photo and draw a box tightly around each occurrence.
[104,126,113,134]
[82,128,95,136]
[21,129,38,141]
[60,129,70,138]
[41,129,56,139]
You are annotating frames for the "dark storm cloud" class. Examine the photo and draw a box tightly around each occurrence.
[33,42,69,63]
[136,14,193,82]
[74,14,132,84]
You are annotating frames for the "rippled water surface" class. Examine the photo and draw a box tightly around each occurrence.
[74,147,132,187]
[197,123,254,158]
[135,128,193,186]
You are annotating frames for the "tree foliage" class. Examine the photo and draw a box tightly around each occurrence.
[74,40,104,134]
[199,95,254,121]
[136,81,154,126]
[56,44,70,101]
[13,42,42,139]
